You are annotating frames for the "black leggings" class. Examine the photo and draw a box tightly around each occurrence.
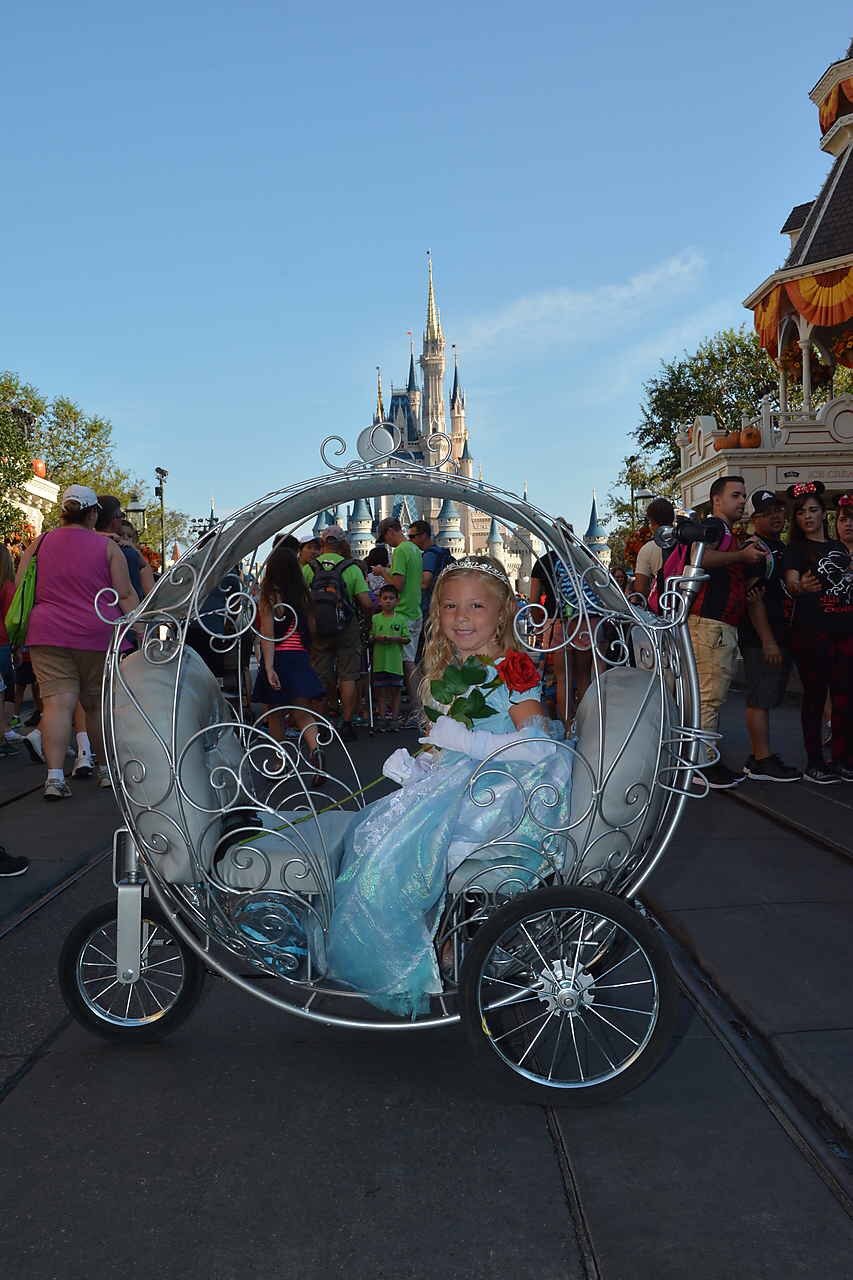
[789,629,853,765]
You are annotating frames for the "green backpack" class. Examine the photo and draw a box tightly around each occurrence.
[5,534,46,647]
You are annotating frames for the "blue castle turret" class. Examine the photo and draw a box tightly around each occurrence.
[582,492,610,566]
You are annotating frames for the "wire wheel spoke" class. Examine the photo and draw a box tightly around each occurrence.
[478,904,660,1089]
[76,918,185,1026]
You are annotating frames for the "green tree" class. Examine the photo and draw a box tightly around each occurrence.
[606,455,680,568]
[35,396,188,544]
[0,372,48,543]
[37,397,136,518]
[635,325,853,480]
[635,328,777,479]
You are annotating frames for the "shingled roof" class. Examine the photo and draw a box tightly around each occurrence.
[780,201,814,234]
[785,148,853,268]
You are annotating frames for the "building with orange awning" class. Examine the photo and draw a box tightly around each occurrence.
[678,38,853,512]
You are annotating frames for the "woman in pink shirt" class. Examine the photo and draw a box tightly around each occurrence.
[16,485,139,800]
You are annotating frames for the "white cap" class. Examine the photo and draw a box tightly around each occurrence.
[61,484,99,512]
[299,532,321,545]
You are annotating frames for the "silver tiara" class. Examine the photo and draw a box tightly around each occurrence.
[438,557,510,584]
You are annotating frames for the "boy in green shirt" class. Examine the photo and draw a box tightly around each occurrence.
[371,584,410,730]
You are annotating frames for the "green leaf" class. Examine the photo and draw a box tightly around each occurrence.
[458,656,489,685]
[423,706,439,723]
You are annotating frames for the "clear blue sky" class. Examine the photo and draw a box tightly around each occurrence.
[2,2,850,531]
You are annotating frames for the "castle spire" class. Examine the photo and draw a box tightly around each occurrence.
[407,337,417,392]
[450,345,464,410]
[374,366,385,423]
[419,251,447,440]
[425,251,442,342]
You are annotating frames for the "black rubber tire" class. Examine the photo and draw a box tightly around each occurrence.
[58,900,206,1042]
[460,886,680,1105]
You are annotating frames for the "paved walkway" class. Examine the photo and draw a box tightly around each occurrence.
[645,689,853,1139]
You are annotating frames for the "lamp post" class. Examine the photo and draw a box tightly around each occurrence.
[634,487,654,527]
[154,467,168,575]
[126,493,147,531]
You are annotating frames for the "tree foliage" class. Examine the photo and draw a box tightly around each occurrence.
[635,328,777,479]
[38,397,136,510]
[0,373,48,543]
[634,325,853,480]
[22,386,188,545]
[606,455,680,569]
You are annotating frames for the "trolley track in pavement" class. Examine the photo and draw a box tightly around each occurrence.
[3,774,852,1238]
[725,783,853,866]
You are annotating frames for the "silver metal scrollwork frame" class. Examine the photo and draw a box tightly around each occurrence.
[99,423,705,1031]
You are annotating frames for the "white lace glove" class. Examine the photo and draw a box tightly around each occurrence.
[382,747,437,787]
[419,715,556,763]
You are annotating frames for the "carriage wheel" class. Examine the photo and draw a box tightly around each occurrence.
[460,886,679,1104]
[58,901,206,1042]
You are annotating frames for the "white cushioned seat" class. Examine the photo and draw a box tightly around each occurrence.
[568,666,673,887]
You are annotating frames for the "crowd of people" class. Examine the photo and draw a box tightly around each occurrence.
[624,479,853,789]
[3,472,851,881]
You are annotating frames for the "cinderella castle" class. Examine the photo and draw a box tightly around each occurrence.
[311,257,540,589]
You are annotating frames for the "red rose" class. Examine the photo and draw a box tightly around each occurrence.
[498,650,540,694]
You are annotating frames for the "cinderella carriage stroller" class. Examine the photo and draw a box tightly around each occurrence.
[59,424,714,1105]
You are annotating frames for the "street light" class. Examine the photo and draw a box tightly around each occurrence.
[126,493,147,530]
[154,467,168,575]
[634,487,654,525]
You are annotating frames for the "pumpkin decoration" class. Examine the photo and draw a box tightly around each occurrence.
[739,426,762,449]
[31,458,47,478]
[714,431,741,451]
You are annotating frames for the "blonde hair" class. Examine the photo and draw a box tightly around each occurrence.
[418,556,517,709]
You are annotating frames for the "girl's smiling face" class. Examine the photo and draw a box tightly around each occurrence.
[439,572,502,659]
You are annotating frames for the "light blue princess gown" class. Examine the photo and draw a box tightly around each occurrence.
[323,667,573,1016]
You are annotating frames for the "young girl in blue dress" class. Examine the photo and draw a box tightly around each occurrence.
[324,556,572,1016]
[254,543,326,779]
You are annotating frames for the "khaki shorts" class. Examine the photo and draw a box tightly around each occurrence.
[311,617,362,687]
[29,645,107,707]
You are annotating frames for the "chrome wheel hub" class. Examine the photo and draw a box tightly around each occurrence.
[536,960,595,1016]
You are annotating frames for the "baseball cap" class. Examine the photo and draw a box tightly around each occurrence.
[323,524,346,542]
[61,484,100,512]
[751,488,784,514]
[299,532,321,545]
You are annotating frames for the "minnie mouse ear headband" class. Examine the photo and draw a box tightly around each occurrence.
[836,493,853,509]
[785,480,826,499]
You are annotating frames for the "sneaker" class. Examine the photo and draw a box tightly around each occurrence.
[24,712,41,728]
[22,729,44,764]
[0,846,28,876]
[98,766,113,789]
[803,762,841,786]
[833,763,853,782]
[43,778,72,801]
[703,762,745,790]
[402,712,422,731]
[744,754,802,783]
[8,715,22,729]
[71,752,95,778]
[339,721,357,744]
